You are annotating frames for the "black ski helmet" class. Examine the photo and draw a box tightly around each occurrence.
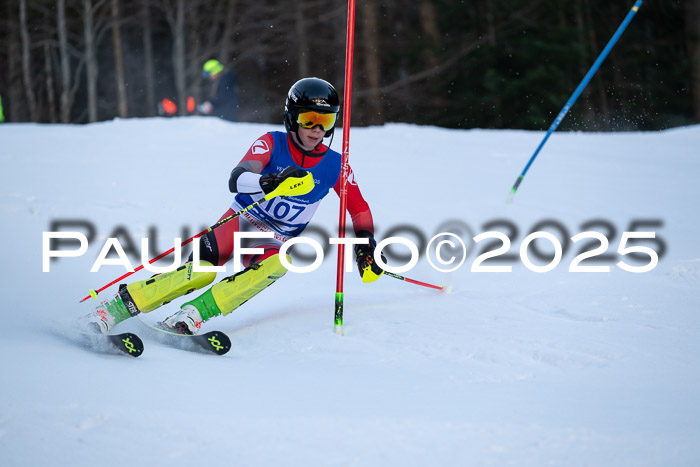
[284,77,340,136]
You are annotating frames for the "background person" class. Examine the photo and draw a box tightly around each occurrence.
[197,59,238,122]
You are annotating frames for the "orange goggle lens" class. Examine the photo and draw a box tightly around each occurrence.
[296,110,337,131]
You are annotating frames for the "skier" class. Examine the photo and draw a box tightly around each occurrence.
[197,59,238,122]
[78,77,384,335]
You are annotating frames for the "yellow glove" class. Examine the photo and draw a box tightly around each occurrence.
[355,233,385,283]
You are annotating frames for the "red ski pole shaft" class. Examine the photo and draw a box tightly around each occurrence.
[383,272,444,291]
[79,197,269,303]
[78,233,203,303]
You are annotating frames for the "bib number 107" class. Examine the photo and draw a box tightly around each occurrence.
[262,199,305,222]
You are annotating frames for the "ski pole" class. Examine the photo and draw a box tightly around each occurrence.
[506,0,642,203]
[383,271,445,291]
[79,199,263,302]
[80,173,314,302]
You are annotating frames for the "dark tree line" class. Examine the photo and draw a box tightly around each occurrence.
[1,0,697,130]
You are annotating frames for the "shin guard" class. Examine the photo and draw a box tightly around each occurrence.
[125,261,217,313]
[182,254,289,320]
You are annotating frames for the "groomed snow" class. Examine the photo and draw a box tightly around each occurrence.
[1,117,699,466]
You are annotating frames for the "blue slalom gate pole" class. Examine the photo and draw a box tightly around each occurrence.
[507,0,643,203]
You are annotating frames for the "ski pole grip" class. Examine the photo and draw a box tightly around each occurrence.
[264,172,315,200]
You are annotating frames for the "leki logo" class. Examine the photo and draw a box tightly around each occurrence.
[252,139,270,154]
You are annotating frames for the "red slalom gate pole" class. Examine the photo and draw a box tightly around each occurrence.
[334,0,356,335]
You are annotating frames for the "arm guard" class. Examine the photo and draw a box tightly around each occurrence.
[229,166,263,194]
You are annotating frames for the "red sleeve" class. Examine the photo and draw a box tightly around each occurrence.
[333,165,375,235]
[238,133,274,171]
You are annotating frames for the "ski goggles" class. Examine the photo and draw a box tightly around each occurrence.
[296,110,337,131]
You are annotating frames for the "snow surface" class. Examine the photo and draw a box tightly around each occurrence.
[1,117,699,466]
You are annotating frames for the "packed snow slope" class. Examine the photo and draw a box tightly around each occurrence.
[1,117,699,466]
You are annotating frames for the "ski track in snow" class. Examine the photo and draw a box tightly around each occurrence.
[1,119,699,466]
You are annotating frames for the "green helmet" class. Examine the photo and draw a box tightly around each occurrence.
[202,59,224,78]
